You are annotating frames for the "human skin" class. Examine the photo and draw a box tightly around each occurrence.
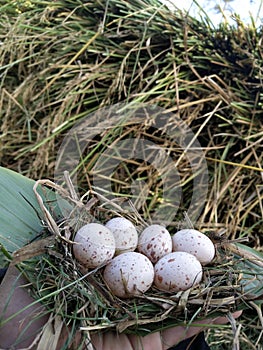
[0,266,50,349]
[90,312,242,350]
[0,266,242,350]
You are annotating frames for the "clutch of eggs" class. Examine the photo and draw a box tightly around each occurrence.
[73,219,215,297]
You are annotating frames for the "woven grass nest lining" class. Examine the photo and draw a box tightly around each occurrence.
[12,176,263,335]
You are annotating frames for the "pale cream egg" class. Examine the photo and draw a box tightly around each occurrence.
[103,252,154,298]
[154,251,203,292]
[73,223,115,268]
[172,229,215,265]
[105,217,138,255]
[137,224,172,263]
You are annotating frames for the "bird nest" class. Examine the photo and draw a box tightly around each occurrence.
[12,175,263,337]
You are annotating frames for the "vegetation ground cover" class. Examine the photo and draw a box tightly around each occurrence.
[0,0,262,348]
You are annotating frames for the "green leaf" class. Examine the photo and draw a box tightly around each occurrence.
[233,243,263,302]
[0,167,72,266]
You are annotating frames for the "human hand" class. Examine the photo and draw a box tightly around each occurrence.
[0,266,242,350]
[89,311,242,350]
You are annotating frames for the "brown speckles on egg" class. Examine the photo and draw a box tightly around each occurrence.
[154,252,203,292]
[157,275,163,283]
[137,224,172,263]
[105,217,138,255]
[172,229,215,265]
[103,252,154,298]
[150,251,156,259]
[73,223,115,268]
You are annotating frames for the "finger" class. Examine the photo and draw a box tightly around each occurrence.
[91,331,134,350]
[161,325,190,349]
[0,266,48,349]
[91,331,163,350]
[129,332,162,350]
[161,320,214,350]
[212,310,243,325]
[160,310,243,350]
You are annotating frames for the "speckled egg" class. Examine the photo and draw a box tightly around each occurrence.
[105,217,138,255]
[154,252,203,292]
[73,223,115,268]
[103,252,154,298]
[137,224,172,263]
[172,229,215,265]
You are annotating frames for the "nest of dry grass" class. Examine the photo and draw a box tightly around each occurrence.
[10,173,262,341]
